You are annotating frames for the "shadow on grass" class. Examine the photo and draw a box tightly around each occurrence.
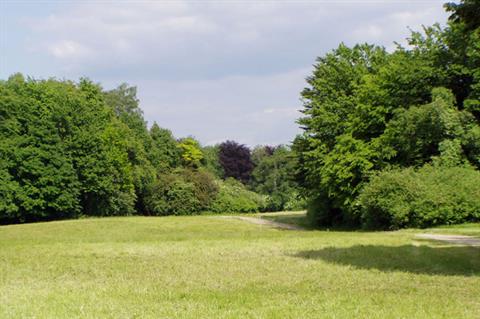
[260,214,314,230]
[260,216,378,232]
[293,245,480,276]
[259,213,386,232]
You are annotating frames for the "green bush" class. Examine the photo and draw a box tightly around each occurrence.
[283,191,308,211]
[209,178,266,213]
[180,169,219,210]
[162,180,201,216]
[144,168,219,216]
[144,171,198,216]
[358,165,480,229]
[261,191,307,212]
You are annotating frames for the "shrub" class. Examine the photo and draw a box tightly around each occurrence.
[209,178,266,213]
[180,169,219,210]
[144,168,219,216]
[250,145,302,212]
[358,165,480,229]
[263,191,307,212]
[283,191,308,211]
[161,180,201,215]
[144,171,199,215]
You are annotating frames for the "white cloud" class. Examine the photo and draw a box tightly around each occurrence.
[348,6,446,47]
[6,0,449,145]
[48,40,92,59]
[24,1,449,81]
[129,67,309,146]
[353,25,384,40]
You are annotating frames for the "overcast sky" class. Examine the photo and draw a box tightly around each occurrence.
[1,0,449,146]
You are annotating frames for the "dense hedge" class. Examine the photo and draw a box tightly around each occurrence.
[144,171,265,216]
[144,169,216,216]
[358,165,480,229]
[210,178,266,213]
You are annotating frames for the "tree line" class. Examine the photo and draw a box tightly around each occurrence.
[1,0,478,229]
[0,78,303,224]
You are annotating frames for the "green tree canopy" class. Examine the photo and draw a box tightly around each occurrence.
[294,0,480,226]
[178,137,204,168]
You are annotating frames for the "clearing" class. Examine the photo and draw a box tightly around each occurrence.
[0,212,479,318]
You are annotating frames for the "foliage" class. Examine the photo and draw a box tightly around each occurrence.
[218,140,254,183]
[250,145,305,211]
[103,83,156,212]
[180,169,219,210]
[283,191,308,212]
[0,76,138,222]
[377,88,476,166]
[178,137,203,168]
[294,1,480,228]
[0,74,290,223]
[103,83,146,141]
[409,3,480,119]
[210,178,266,213]
[149,123,180,171]
[294,44,390,224]
[358,165,480,229]
[445,0,480,31]
[144,173,200,216]
[144,168,218,216]
[201,145,224,178]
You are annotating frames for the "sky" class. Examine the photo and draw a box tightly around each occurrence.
[1,0,450,146]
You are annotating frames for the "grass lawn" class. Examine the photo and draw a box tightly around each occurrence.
[0,213,479,318]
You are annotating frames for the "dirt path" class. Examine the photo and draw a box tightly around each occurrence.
[219,216,304,230]
[415,234,480,246]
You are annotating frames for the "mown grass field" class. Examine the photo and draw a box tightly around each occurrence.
[0,213,479,318]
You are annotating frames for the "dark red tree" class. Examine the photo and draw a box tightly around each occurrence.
[218,140,254,183]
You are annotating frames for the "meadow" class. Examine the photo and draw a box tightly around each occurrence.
[1,213,479,318]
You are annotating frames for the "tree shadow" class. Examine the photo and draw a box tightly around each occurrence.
[293,245,480,276]
[260,213,367,231]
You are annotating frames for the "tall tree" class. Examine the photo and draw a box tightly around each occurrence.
[294,1,480,226]
[201,145,224,178]
[251,145,300,210]
[178,137,203,168]
[149,123,180,171]
[218,141,253,183]
[0,75,80,223]
[104,83,156,213]
[0,76,140,222]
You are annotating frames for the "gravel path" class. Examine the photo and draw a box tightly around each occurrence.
[219,216,304,230]
[415,234,480,246]
[221,218,480,242]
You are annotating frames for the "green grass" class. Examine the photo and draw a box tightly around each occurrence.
[0,214,479,318]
